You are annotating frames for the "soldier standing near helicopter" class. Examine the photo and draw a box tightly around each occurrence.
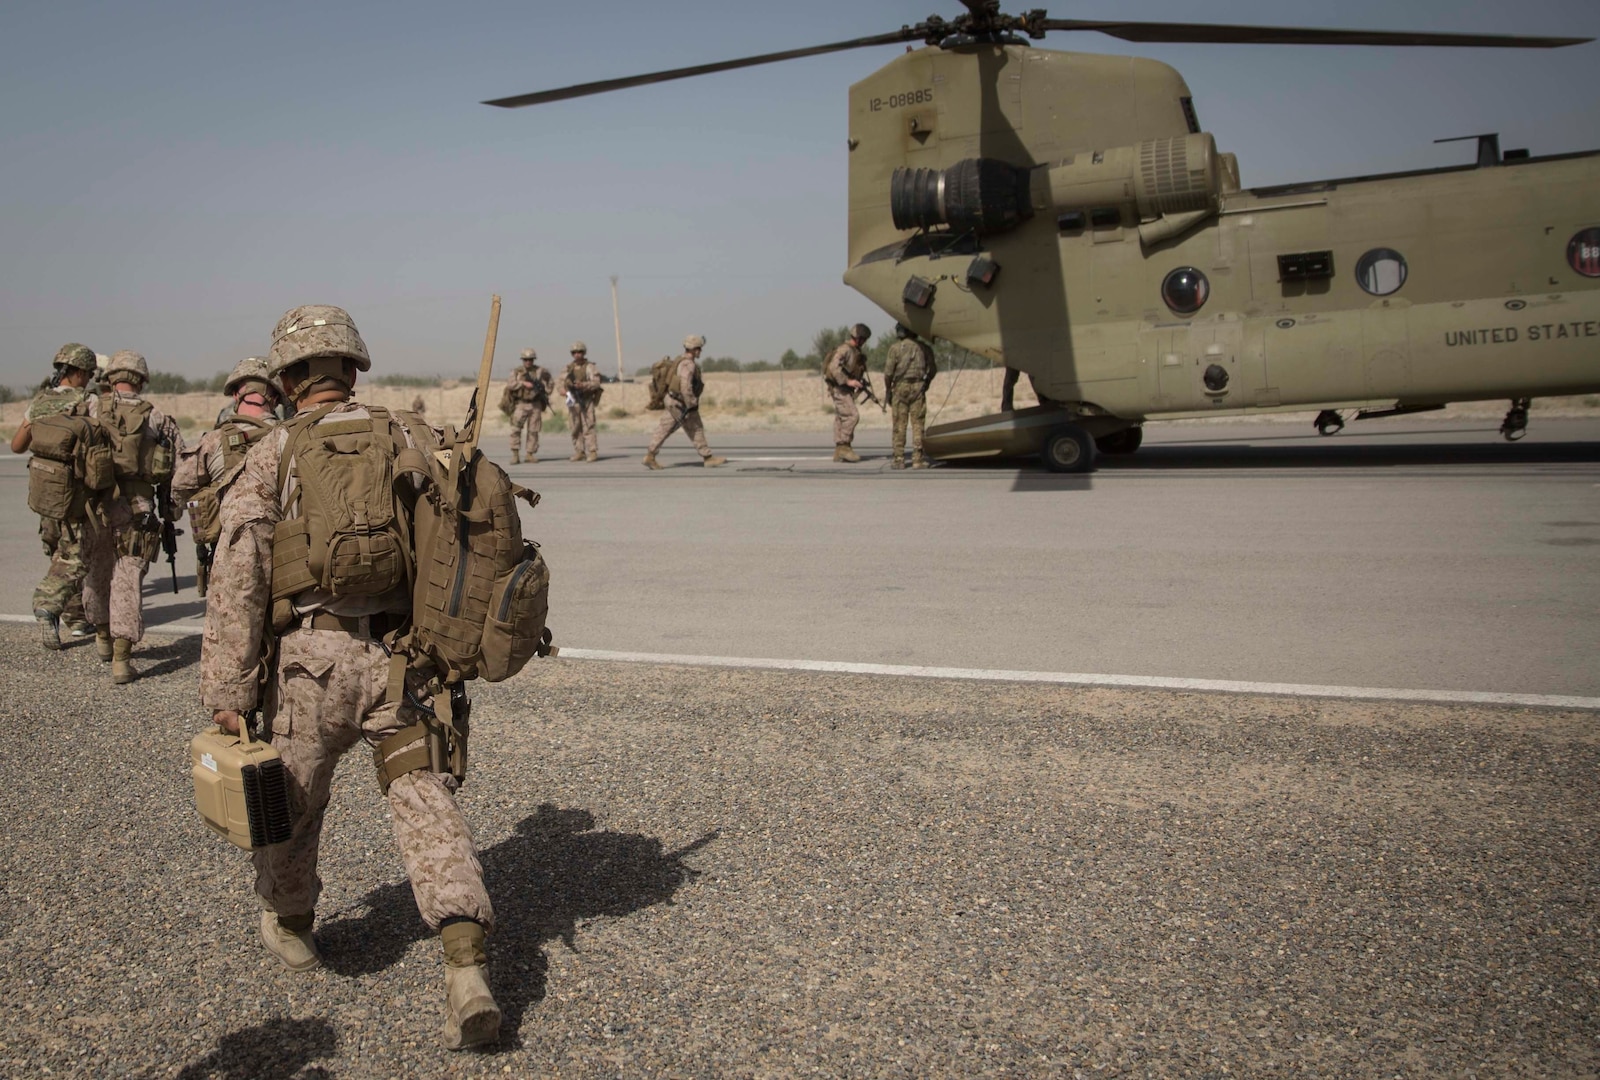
[884,323,936,469]
[823,323,872,463]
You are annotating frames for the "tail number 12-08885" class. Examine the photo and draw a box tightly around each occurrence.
[869,89,934,111]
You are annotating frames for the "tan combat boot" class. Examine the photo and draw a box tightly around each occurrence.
[111,638,137,684]
[702,455,727,467]
[891,455,905,470]
[586,451,598,462]
[511,450,521,464]
[643,453,663,470]
[95,628,114,662]
[441,920,500,1050]
[35,610,61,651]
[526,455,538,464]
[911,450,930,469]
[260,910,321,971]
[836,444,861,463]
[568,451,584,462]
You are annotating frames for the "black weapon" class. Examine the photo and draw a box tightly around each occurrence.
[161,516,183,594]
[855,374,887,413]
[195,541,215,597]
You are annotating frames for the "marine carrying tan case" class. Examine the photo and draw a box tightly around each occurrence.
[191,724,293,850]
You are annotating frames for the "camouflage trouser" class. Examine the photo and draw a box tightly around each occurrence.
[830,385,860,446]
[646,399,712,457]
[33,517,88,623]
[509,403,544,456]
[255,626,493,931]
[890,394,928,459]
[568,398,598,455]
[82,500,157,643]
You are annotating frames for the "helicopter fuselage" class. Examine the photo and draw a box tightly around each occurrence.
[843,44,1600,437]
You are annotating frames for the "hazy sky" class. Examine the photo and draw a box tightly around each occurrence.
[2,0,1595,386]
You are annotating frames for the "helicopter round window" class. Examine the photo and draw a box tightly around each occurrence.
[1568,228,1600,278]
[1355,248,1408,296]
[1161,267,1209,315]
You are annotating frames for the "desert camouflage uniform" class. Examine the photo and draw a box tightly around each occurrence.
[824,342,867,446]
[646,355,715,458]
[199,401,493,932]
[562,357,603,457]
[26,384,92,623]
[506,364,553,458]
[884,337,937,464]
[80,392,184,643]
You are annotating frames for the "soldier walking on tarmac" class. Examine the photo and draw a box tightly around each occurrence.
[10,343,98,649]
[505,348,553,463]
[77,351,185,684]
[643,335,727,469]
[562,341,603,462]
[823,323,872,462]
[201,304,502,1049]
[172,357,282,597]
[883,323,937,469]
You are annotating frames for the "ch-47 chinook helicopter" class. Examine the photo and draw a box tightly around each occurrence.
[485,3,1597,471]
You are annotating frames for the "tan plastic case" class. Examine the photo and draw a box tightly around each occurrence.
[191,725,293,850]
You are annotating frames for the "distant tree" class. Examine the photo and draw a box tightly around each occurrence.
[0,385,16,405]
[373,373,439,387]
[742,359,774,372]
[809,326,849,369]
[146,371,195,394]
[700,356,742,373]
[779,348,812,371]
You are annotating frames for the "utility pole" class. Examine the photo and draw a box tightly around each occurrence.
[609,275,625,382]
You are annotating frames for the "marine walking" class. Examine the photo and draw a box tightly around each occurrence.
[643,334,727,469]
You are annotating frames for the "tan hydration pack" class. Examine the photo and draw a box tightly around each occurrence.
[96,394,175,485]
[647,356,675,410]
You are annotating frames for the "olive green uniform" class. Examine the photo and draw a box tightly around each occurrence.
[884,337,937,466]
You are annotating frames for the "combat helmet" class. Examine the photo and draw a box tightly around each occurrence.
[849,323,872,343]
[266,305,371,380]
[105,350,150,385]
[52,343,97,372]
[224,356,278,399]
[683,334,706,351]
[520,348,537,361]
[569,340,587,354]
[894,323,914,339]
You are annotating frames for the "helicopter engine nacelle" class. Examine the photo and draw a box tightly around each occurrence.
[890,133,1222,238]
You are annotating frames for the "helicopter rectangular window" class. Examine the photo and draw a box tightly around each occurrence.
[1089,208,1121,229]
[1277,251,1334,281]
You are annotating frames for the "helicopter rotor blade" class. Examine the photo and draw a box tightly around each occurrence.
[484,28,918,108]
[1040,19,1591,49]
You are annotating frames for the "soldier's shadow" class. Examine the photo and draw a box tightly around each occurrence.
[136,634,202,679]
[174,1016,337,1079]
[317,804,716,1045]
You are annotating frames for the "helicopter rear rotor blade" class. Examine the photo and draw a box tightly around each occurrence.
[1040,19,1591,49]
[483,29,917,108]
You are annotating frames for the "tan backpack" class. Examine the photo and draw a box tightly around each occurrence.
[95,395,175,485]
[26,413,113,521]
[189,415,276,545]
[647,356,676,410]
[267,403,551,687]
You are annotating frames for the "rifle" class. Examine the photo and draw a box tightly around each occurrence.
[161,515,183,594]
[855,373,887,413]
[195,541,215,598]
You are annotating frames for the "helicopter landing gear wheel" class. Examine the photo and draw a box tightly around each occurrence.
[1096,426,1143,455]
[1500,397,1530,442]
[1041,423,1097,473]
[1314,410,1345,436]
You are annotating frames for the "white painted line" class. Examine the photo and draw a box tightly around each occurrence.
[0,613,203,636]
[555,647,1600,711]
[5,614,1593,709]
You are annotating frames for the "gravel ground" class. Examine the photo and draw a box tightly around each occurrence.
[0,623,1595,1078]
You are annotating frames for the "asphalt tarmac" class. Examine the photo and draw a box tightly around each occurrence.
[6,414,1593,698]
[1,415,1597,1076]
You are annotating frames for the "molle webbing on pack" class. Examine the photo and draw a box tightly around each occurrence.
[396,426,549,691]
[647,357,674,410]
[192,415,276,544]
[269,404,413,608]
[97,394,174,485]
